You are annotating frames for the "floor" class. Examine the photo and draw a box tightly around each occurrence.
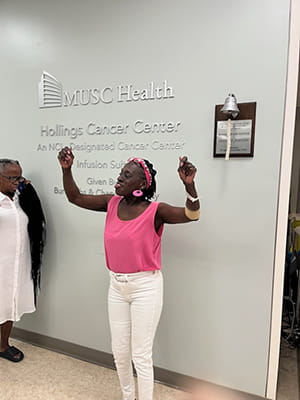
[276,342,299,400]
[0,339,179,400]
[0,339,298,400]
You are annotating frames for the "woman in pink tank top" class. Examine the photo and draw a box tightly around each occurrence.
[58,147,200,400]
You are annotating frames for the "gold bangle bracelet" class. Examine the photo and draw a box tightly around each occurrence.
[185,207,200,220]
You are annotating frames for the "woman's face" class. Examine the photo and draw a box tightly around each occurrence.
[114,162,145,197]
[0,164,22,198]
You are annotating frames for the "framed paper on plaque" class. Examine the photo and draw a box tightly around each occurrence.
[213,102,256,157]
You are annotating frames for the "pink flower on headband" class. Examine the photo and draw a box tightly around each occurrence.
[127,157,152,188]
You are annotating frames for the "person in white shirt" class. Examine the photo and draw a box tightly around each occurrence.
[0,159,45,362]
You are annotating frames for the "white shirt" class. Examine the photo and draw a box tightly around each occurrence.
[0,191,35,324]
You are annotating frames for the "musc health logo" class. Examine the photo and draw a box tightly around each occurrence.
[38,70,114,108]
[38,71,63,108]
[38,71,174,109]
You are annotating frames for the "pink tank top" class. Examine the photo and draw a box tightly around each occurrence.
[104,196,163,273]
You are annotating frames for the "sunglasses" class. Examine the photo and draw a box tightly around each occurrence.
[0,173,25,183]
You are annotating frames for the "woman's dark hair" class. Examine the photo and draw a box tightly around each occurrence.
[0,159,45,303]
[142,159,157,200]
[18,183,46,304]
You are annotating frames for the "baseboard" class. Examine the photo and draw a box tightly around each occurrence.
[12,327,115,370]
[11,327,265,399]
[11,327,197,390]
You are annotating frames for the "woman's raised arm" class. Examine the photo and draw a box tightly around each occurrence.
[156,156,200,225]
[58,147,113,211]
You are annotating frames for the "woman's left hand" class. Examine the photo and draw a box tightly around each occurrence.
[177,156,197,185]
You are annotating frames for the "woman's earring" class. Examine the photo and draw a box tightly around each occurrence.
[132,190,143,197]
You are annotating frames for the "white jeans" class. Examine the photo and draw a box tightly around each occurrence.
[108,270,163,400]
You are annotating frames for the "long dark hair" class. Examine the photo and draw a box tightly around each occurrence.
[0,159,46,303]
[18,183,46,304]
[142,159,157,200]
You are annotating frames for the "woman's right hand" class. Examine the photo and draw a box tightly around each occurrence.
[58,147,74,169]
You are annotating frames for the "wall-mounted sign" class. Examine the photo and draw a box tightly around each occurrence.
[38,71,175,108]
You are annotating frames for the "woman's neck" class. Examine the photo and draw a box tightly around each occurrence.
[121,196,147,206]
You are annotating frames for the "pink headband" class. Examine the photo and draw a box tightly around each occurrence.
[127,157,152,189]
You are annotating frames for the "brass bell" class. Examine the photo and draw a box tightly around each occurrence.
[220,94,239,118]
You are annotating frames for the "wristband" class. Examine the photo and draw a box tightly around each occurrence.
[186,191,199,203]
[185,207,200,220]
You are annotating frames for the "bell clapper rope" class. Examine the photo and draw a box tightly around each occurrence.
[225,118,231,161]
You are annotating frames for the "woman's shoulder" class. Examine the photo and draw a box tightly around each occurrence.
[109,195,122,203]
[156,202,176,217]
[147,201,160,213]
[107,195,122,210]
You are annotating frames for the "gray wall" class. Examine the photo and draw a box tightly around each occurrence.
[0,0,291,397]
